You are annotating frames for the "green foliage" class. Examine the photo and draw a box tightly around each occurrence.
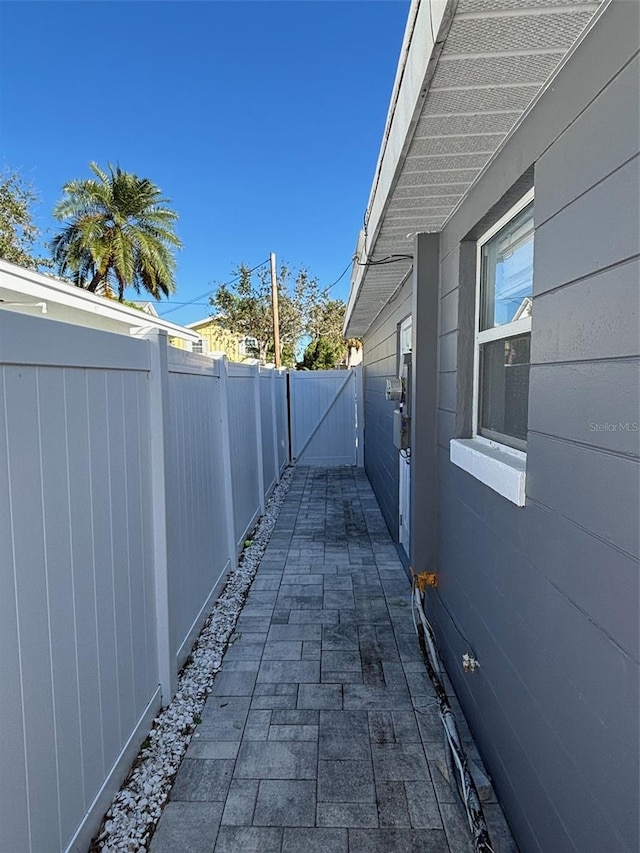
[302,336,344,370]
[210,262,324,365]
[307,298,346,347]
[50,161,183,301]
[0,169,45,269]
[210,263,356,368]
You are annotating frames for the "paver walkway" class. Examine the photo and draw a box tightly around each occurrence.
[150,468,516,853]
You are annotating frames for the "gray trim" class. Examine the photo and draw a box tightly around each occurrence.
[410,233,440,572]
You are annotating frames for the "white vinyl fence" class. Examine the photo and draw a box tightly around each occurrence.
[0,311,288,853]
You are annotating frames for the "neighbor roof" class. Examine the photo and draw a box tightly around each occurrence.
[345,0,603,337]
[0,259,199,342]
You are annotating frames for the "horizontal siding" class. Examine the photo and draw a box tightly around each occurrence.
[533,155,639,295]
[533,54,640,225]
[362,276,412,540]
[528,360,639,455]
[430,11,640,853]
[533,257,639,363]
[435,450,638,853]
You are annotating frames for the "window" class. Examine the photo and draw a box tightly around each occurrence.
[475,191,534,451]
[450,189,533,507]
[192,338,207,354]
[240,336,259,358]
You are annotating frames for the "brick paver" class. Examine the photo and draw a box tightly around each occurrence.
[150,468,516,853]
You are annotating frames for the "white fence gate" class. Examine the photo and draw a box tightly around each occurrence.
[288,367,362,466]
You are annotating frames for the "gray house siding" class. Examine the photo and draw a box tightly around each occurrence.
[359,4,639,852]
[431,7,639,853]
[361,276,412,541]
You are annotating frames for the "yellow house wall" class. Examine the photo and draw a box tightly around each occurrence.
[170,320,241,360]
[198,322,241,360]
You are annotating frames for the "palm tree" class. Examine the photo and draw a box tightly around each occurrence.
[50,162,182,301]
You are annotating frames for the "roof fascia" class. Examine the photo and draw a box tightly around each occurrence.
[344,0,456,335]
[0,259,198,340]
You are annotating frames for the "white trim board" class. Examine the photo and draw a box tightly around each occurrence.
[450,437,526,507]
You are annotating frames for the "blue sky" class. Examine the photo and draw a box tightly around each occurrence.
[0,1,409,325]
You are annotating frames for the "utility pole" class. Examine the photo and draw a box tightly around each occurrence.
[270,252,281,368]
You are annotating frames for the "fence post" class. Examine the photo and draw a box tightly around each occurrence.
[254,364,266,512]
[144,329,175,705]
[218,356,238,567]
[270,368,280,483]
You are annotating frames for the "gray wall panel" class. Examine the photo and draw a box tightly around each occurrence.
[437,408,456,450]
[438,330,458,372]
[526,433,639,558]
[362,276,412,540]
[436,451,639,853]
[534,156,640,295]
[439,287,459,335]
[535,54,640,225]
[532,258,640,363]
[437,370,457,414]
[529,360,640,454]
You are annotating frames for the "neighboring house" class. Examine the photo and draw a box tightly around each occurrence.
[169,316,244,360]
[0,259,199,346]
[130,300,160,317]
[345,2,639,852]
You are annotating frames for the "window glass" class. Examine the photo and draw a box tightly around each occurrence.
[480,203,534,330]
[479,334,530,447]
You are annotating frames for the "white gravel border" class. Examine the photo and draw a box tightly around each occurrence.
[91,467,294,852]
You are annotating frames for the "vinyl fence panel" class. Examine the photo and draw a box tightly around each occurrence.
[166,349,232,669]
[227,363,263,549]
[275,369,289,472]
[0,314,292,853]
[0,312,160,853]
[260,369,277,497]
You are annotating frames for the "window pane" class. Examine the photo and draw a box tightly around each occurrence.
[480,334,530,446]
[481,203,534,330]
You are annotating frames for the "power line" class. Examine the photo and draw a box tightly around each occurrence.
[358,253,413,266]
[320,260,353,297]
[158,258,270,317]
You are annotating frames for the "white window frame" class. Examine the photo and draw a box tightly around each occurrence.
[240,335,259,357]
[450,188,534,507]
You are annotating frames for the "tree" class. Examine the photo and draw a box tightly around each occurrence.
[210,262,357,369]
[302,336,344,370]
[50,162,182,301]
[0,169,44,269]
[210,263,320,367]
[308,298,346,345]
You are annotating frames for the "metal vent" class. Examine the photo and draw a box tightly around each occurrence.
[410,134,505,156]
[414,111,520,137]
[445,10,597,53]
[433,52,562,88]
[425,84,541,114]
[397,170,482,188]
[456,0,590,13]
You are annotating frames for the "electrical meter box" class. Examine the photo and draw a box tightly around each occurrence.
[385,378,403,402]
[393,408,410,450]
